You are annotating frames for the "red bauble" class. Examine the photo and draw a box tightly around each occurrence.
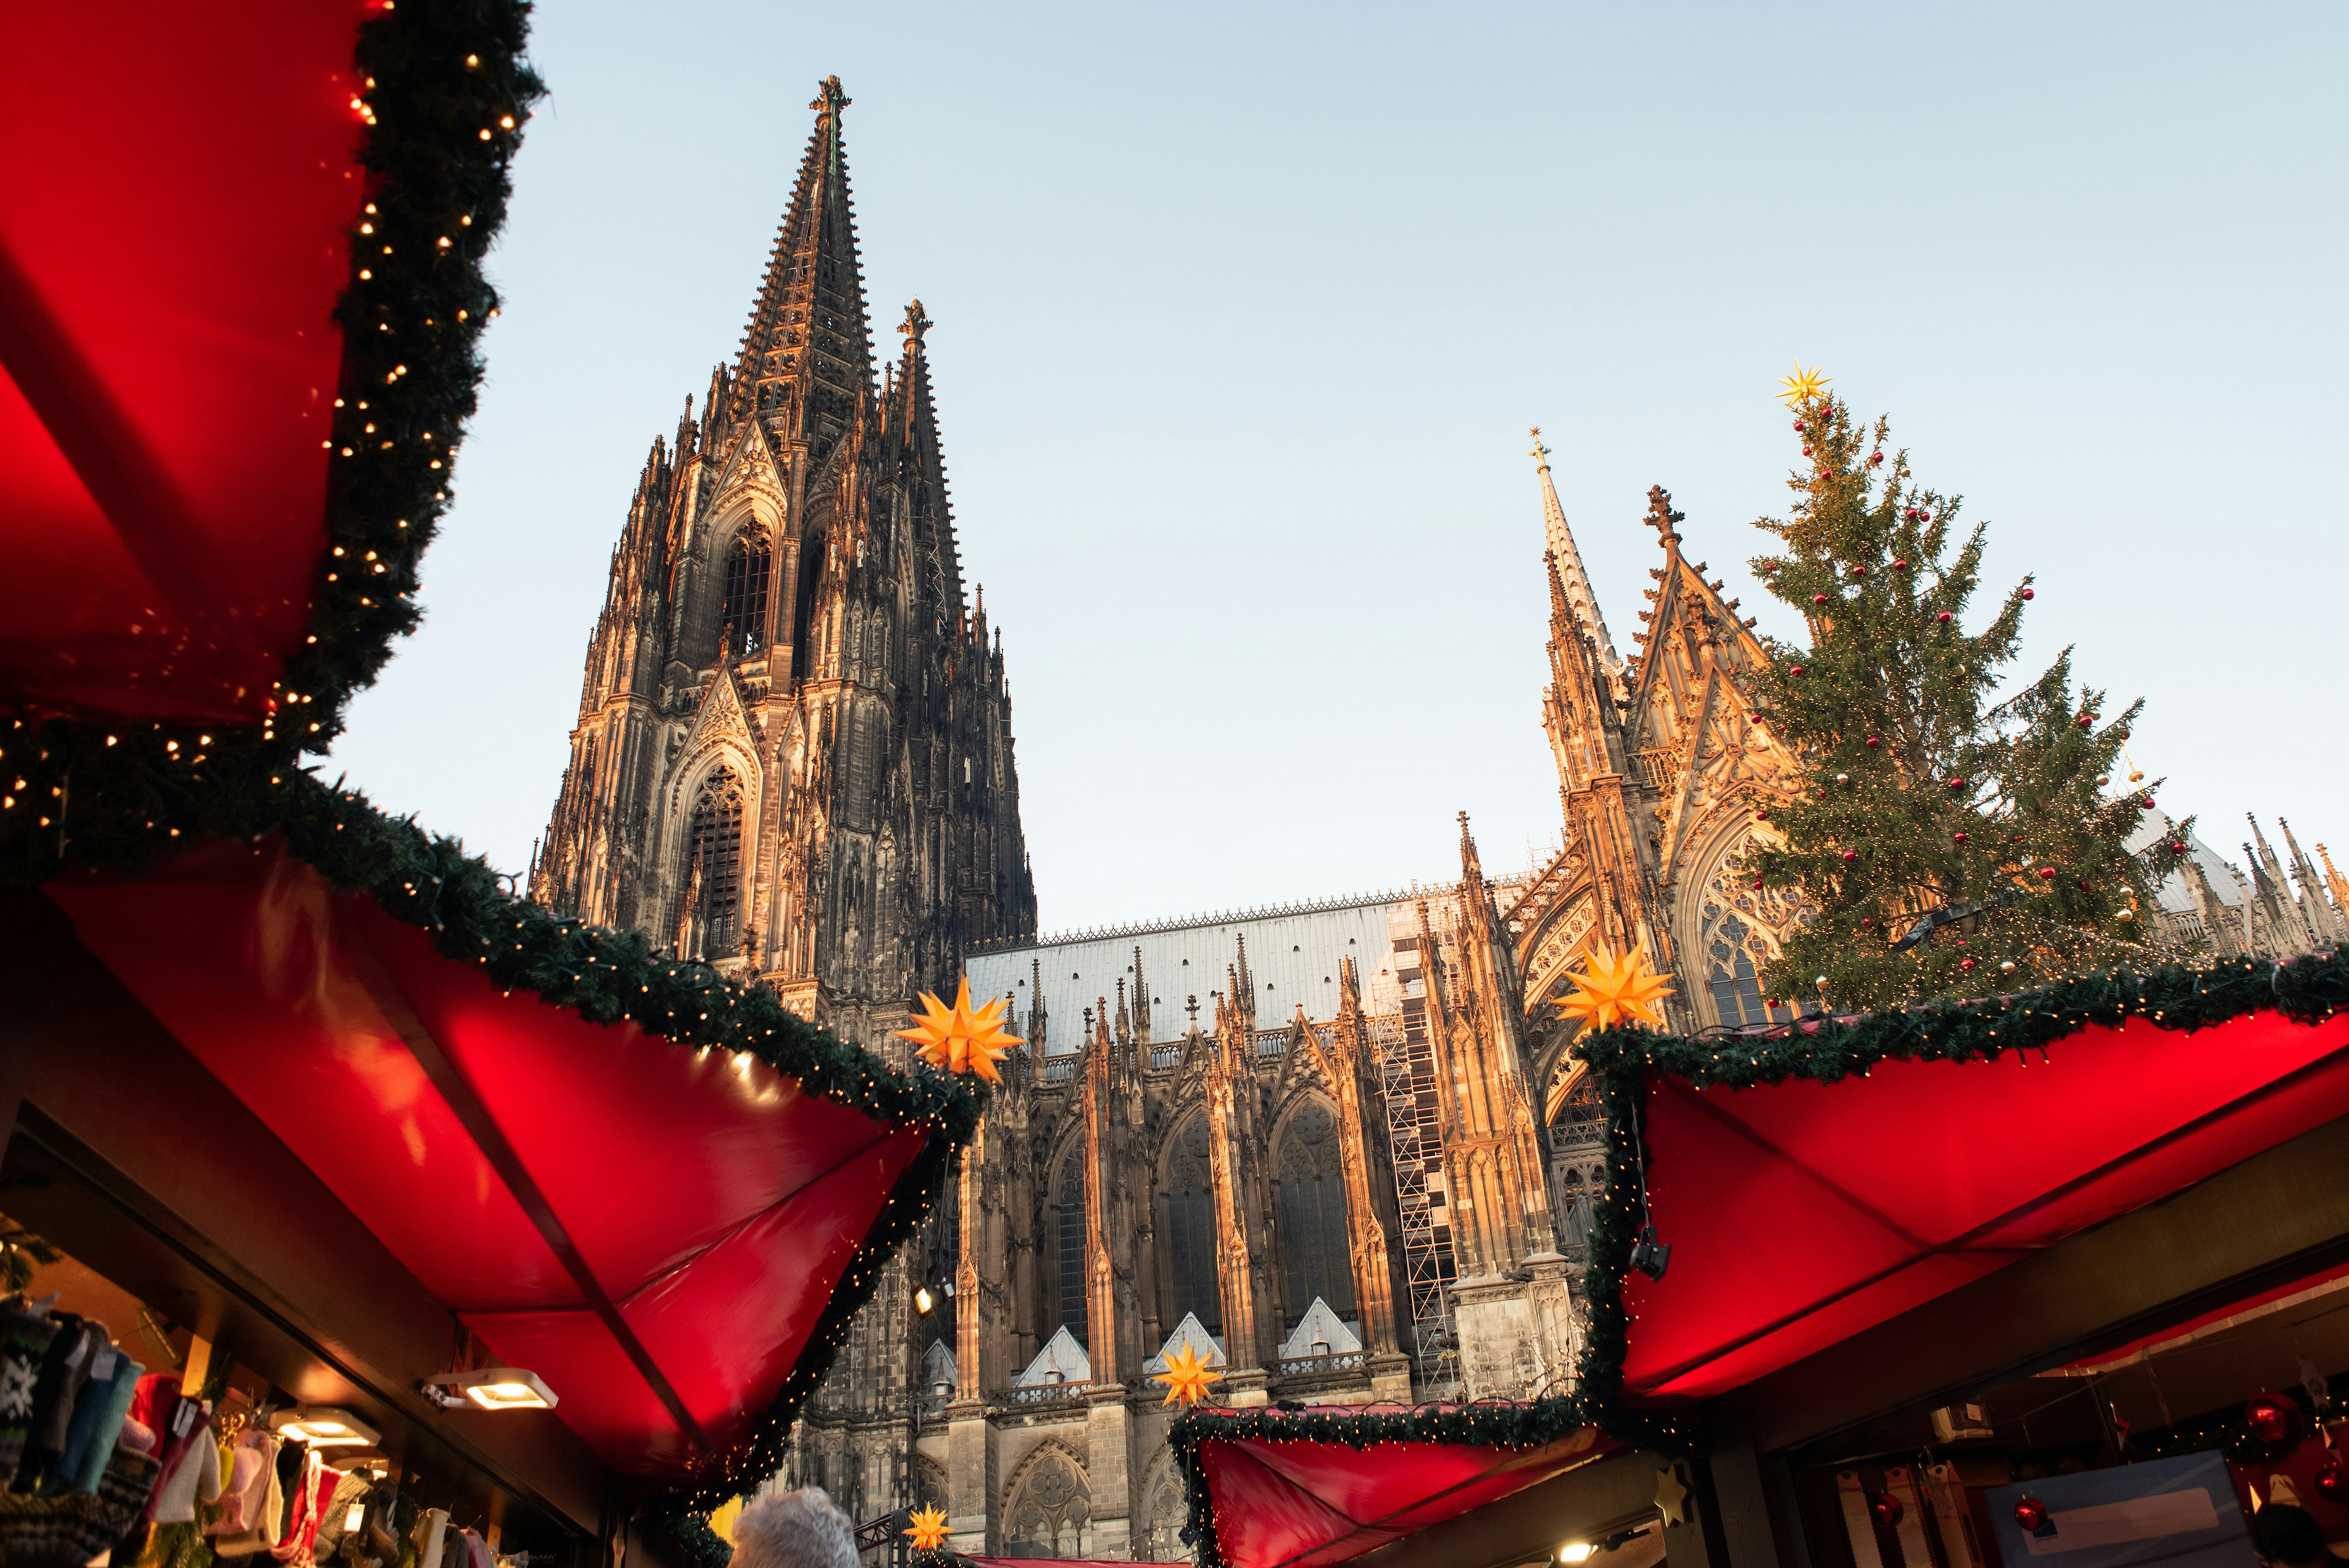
[1954,832,1969,843]
[1794,420,1807,433]
[1852,564,1869,578]
[2169,841,2187,853]
[1870,1493,1904,1529]
[1869,451,1883,466]
[2021,588,2035,600]
[1791,664,1806,675]
[1754,809,1770,822]
[1892,558,1910,570]
[2014,1498,2049,1533]
[1865,736,1882,748]
[2244,1392,2297,1445]
[2313,1460,2345,1502]
[1937,611,1953,623]
[1961,957,1977,972]
[1813,593,1831,604]
[1751,879,1764,890]
[1842,850,1858,863]
[1802,445,1814,456]
[1949,776,1968,789]
[2039,867,2058,880]
[2077,715,2095,729]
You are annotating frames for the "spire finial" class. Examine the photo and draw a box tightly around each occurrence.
[811,75,850,116]
[900,298,932,350]
[1529,426,1551,468]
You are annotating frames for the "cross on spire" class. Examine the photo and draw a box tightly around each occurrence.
[809,75,850,116]
[1529,426,1552,466]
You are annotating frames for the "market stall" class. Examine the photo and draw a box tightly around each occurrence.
[0,3,978,1566]
[1174,954,2349,1568]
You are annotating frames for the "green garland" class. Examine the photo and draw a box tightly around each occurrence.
[3,0,543,880]
[1169,946,2349,1568]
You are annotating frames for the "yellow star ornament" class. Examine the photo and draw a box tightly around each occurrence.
[896,977,1020,1083]
[1554,941,1675,1032]
[1153,1341,1223,1407]
[1775,362,1831,405]
[904,1504,951,1555]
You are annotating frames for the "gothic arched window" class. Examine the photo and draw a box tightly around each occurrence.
[1274,1100,1354,1332]
[1705,910,1773,1027]
[1004,1445,1090,1559]
[721,527,771,660]
[682,767,744,959]
[1160,1118,1220,1334]
[1055,1151,1089,1351]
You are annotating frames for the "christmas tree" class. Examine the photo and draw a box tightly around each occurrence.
[1745,377,2189,1008]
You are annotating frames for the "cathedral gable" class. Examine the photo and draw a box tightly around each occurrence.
[708,420,790,520]
[672,663,762,797]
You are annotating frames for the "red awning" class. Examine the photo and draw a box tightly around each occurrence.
[0,0,374,723]
[1195,1419,1617,1568]
[44,839,932,1477]
[1619,1006,2349,1401]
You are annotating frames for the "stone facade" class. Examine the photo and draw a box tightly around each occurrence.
[529,80,2347,1566]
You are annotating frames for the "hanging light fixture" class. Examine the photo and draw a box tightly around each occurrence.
[271,1408,381,1447]
[418,1368,558,1410]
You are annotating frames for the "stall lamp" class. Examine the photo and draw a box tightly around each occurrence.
[420,1368,559,1411]
[915,1286,936,1315]
[1559,1547,1594,1564]
[272,1408,380,1448]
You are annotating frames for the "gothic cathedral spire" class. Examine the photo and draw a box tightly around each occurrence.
[1528,428,1625,701]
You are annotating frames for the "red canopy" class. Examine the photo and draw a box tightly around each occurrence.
[45,839,933,1476]
[1192,1417,1617,1568]
[1619,1005,2349,1401]
[0,0,374,723]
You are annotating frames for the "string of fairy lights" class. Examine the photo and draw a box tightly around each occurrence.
[4,0,537,879]
[0,0,982,1549]
[1167,940,2347,1568]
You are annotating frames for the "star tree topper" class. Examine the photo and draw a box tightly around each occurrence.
[1153,1341,1223,1406]
[896,976,1020,1083]
[1555,941,1675,1031]
[1775,362,1831,404]
[904,1504,951,1555]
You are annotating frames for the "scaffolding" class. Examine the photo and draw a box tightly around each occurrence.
[1370,993,1460,1400]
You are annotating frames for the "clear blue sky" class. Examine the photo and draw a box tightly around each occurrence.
[329,1,2348,932]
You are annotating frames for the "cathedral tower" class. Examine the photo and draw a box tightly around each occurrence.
[532,78,1037,1047]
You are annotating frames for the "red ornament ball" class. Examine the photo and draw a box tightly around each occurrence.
[2014,1499,2049,1533]
[1949,776,1967,789]
[2314,1460,2346,1503]
[2039,866,2058,880]
[1754,809,1770,822]
[1937,611,1953,624]
[1842,850,1858,863]
[1892,558,1910,570]
[2169,841,2187,853]
[2021,587,2035,600]
[1813,593,1831,604]
[1869,1493,1904,1529]
[1865,736,1882,749]
[2244,1392,2297,1446]
[1954,832,1969,844]
[1791,664,1806,675]
[1794,420,1807,433]
[1802,445,1814,457]
[1852,564,1869,578]
[1961,957,1977,972]
[1869,451,1884,466]
[2077,715,2095,729]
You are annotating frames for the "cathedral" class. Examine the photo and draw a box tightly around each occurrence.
[530,78,2346,1563]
